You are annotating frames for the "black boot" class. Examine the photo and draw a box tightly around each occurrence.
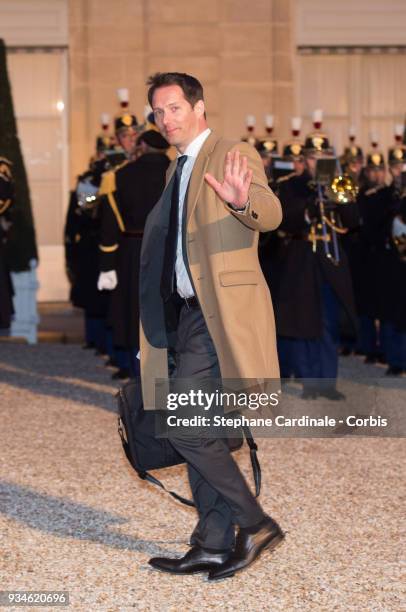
[318,387,345,401]
[82,342,95,350]
[105,357,118,369]
[149,546,231,575]
[385,366,403,377]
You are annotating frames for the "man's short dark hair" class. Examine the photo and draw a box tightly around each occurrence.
[147,72,204,108]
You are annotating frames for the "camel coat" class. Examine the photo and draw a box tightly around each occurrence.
[139,131,282,409]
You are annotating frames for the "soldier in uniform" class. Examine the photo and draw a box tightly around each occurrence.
[377,145,406,375]
[339,140,365,355]
[98,128,170,378]
[64,116,118,353]
[259,119,303,288]
[341,128,366,189]
[270,132,359,398]
[356,151,391,364]
[0,157,14,330]
[342,146,365,189]
[94,109,139,378]
[260,138,303,377]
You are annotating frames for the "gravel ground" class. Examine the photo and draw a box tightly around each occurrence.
[0,343,404,612]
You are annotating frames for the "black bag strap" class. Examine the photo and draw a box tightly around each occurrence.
[139,471,196,507]
[242,426,261,498]
[119,418,261,506]
[117,422,196,507]
[137,432,261,507]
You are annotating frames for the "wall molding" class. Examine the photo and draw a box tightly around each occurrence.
[296,0,406,46]
[299,46,406,55]
[0,0,68,46]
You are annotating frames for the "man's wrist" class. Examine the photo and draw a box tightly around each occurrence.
[227,199,249,212]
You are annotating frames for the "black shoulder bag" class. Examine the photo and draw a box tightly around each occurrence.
[117,380,261,507]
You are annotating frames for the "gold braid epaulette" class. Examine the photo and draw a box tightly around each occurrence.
[98,167,125,231]
[107,192,125,232]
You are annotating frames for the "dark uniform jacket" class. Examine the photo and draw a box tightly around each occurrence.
[99,152,170,347]
[0,157,14,328]
[64,158,109,317]
[371,183,406,331]
[268,171,359,339]
[356,183,396,320]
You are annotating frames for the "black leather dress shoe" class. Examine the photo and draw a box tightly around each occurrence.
[82,342,95,350]
[318,388,345,401]
[148,546,230,575]
[94,348,107,357]
[208,517,284,581]
[385,366,403,377]
[302,387,319,400]
[105,357,118,369]
[364,353,377,364]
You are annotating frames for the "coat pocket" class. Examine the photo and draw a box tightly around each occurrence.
[219,270,259,286]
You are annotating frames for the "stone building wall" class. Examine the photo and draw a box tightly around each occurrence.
[68,0,295,183]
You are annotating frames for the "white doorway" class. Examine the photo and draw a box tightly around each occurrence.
[7,47,69,301]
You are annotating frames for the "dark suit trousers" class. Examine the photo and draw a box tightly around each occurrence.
[168,302,265,551]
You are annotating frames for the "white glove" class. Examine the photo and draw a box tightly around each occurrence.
[97,270,118,291]
[393,215,406,238]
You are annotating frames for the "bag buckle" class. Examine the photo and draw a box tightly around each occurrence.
[117,417,126,442]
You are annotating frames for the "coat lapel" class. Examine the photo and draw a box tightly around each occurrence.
[186,131,220,227]
[165,158,177,186]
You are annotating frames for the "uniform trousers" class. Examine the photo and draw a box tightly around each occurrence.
[358,315,385,357]
[277,282,340,384]
[381,322,406,369]
[167,300,265,551]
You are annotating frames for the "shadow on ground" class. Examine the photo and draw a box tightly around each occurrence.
[0,480,179,557]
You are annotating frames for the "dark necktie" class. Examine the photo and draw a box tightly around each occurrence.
[160,155,188,301]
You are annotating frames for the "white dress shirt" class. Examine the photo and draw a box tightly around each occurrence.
[175,128,211,298]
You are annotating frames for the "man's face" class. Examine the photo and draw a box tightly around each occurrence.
[389,163,402,179]
[348,160,362,176]
[117,129,137,155]
[152,85,205,152]
[305,154,317,177]
[293,159,305,175]
[366,167,385,185]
